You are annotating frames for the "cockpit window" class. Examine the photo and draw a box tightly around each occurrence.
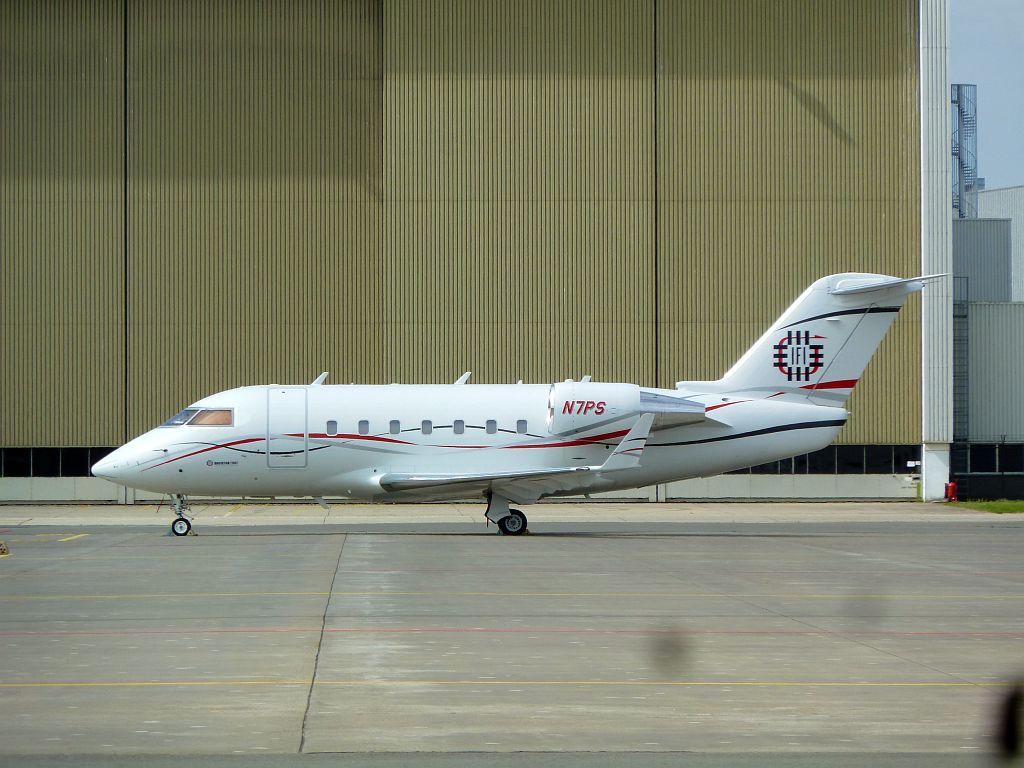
[161,408,200,427]
[189,409,233,426]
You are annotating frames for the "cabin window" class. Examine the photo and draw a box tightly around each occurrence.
[485,419,497,434]
[421,420,432,435]
[389,420,401,435]
[160,408,199,427]
[358,420,369,435]
[326,420,338,436]
[453,419,465,435]
[189,409,233,426]
[516,419,528,434]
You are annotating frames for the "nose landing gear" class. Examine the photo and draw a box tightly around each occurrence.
[169,494,194,537]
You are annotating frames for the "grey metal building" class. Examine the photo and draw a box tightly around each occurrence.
[952,219,1012,303]
[948,186,1024,498]
[958,303,1024,497]
[978,186,1024,300]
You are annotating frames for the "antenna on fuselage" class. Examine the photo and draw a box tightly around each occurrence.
[454,372,471,384]
[310,372,328,386]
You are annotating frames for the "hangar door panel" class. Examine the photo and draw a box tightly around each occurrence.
[267,388,308,468]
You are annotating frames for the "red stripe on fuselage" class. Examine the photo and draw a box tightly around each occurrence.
[145,437,265,470]
[305,429,631,450]
[307,433,487,449]
[506,428,630,449]
[265,428,633,453]
[301,432,415,446]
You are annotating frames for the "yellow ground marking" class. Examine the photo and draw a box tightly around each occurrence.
[2,533,82,542]
[0,590,1020,602]
[57,533,89,543]
[0,679,1003,689]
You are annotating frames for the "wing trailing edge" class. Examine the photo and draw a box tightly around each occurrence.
[378,465,591,493]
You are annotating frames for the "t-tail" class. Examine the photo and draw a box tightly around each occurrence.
[679,273,944,405]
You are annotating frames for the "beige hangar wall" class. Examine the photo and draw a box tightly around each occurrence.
[1,0,921,451]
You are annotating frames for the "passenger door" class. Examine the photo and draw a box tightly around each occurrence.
[266,387,308,468]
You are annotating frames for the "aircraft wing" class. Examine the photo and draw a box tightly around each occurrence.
[378,414,657,500]
[378,465,592,493]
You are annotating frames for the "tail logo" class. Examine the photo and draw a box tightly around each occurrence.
[773,330,825,382]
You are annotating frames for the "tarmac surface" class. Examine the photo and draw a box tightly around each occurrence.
[0,502,1021,767]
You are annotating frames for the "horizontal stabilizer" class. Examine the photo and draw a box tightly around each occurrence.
[828,274,947,296]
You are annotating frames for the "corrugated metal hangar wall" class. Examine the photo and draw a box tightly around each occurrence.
[2,0,921,449]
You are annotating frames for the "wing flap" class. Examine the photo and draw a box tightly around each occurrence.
[379,466,591,493]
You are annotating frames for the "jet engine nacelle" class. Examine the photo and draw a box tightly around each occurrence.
[547,382,641,435]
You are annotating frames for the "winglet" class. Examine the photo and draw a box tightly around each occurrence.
[310,372,329,386]
[454,372,472,385]
[600,413,655,471]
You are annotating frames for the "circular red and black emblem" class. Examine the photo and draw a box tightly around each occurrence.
[773,330,825,382]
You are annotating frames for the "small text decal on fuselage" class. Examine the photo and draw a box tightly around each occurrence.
[562,400,607,416]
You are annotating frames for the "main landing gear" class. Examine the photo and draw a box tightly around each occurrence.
[169,494,194,537]
[498,509,528,536]
[485,493,528,536]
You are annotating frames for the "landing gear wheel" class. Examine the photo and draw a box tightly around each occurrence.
[498,509,528,536]
[169,494,194,537]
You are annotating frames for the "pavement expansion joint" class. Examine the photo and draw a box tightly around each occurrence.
[299,534,348,754]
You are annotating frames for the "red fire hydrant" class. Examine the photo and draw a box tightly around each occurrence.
[944,481,958,502]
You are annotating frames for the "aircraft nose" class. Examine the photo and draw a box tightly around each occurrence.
[91,451,129,481]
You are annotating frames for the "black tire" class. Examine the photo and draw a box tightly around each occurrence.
[171,517,191,537]
[498,510,528,536]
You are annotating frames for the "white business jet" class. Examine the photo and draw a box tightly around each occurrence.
[93,273,940,536]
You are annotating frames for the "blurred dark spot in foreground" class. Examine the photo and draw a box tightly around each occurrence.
[995,679,1022,761]
[649,625,691,677]
[842,582,890,626]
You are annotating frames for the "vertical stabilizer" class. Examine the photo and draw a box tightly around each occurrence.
[680,273,941,405]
